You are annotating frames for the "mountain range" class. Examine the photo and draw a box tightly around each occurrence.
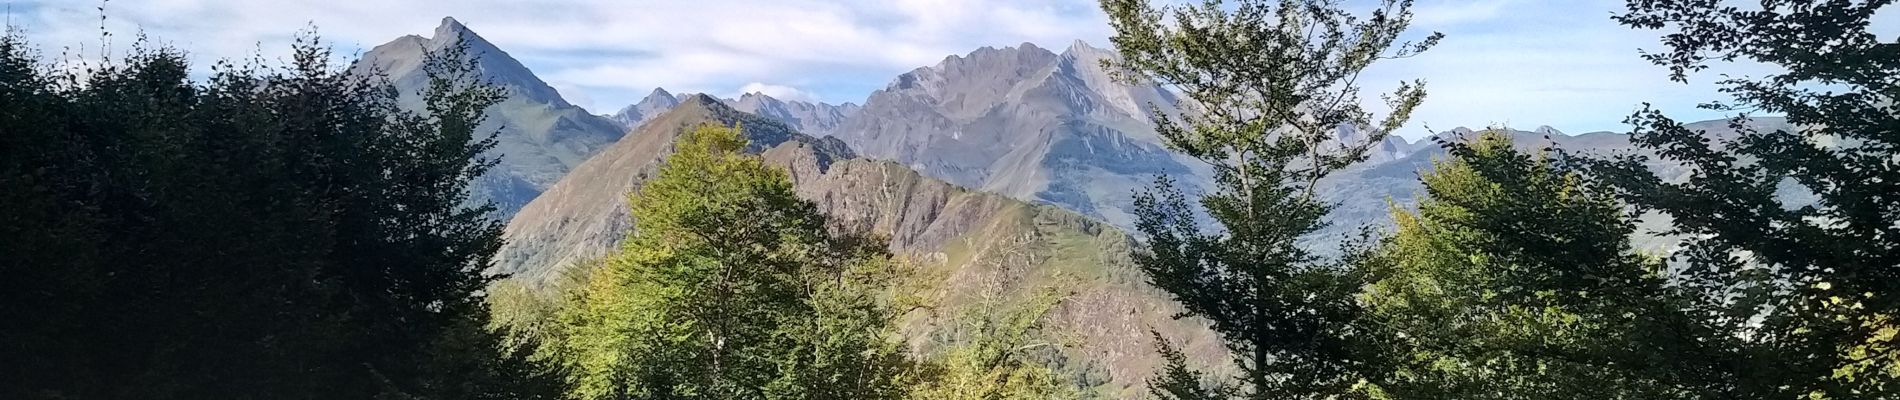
[367,17,1789,397]
[599,40,1208,230]
[497,94,1224,397]
[608,88,863,135]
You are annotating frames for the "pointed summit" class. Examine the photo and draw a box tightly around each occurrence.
[609,87,688,128]
[430,16,498,57]
[1065,39,1104,54]
[358,16,567,107]
[436,16,470,37]
[637,88,680,112]
[643,87,676,104]
[352,17,625,218]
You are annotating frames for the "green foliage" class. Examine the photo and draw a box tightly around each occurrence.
[907,288,1083,400]
[1356,131,1723,399]
[1589,1,1900,397]
[554,123,914,399]
[0,30,560,399]
[1100,0,1438,398]
[1147,333,1233,400]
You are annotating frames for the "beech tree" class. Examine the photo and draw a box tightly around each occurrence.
[555,123,914,400]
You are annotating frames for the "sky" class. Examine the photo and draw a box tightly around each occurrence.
[9,0,1892,139]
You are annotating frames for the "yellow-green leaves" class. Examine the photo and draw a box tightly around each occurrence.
[1360,131,1695,399]
[555,123,914,399]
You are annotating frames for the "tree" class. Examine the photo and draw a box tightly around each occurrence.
[1356,131,1724,399]
[1099,0,1440,398]
[1148,333,1235,400]
[0,30,560,399]
[906,287,1082,400]
[1590,1,1900,397]
[555,123,913,400]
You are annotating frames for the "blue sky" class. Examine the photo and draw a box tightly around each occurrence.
[10,0,1892,139]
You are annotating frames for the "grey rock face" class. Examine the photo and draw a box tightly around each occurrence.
[728,92,860,135]
[355,17,627,219]
[826,40,1203,229]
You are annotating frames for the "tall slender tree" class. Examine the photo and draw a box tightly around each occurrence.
[1099,0,1440,398]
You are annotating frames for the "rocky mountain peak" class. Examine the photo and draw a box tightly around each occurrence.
[1016,41,1045,53]
[910,42,1060,88]
[348,17,626,219]
[610,87,688,128]
[977,42,1057,65]
[360,16,567,108]
[1061,39,1111,58]
[874,41,1068,124]
[641,87,677,106]
[679,93,724,109]
[434,16,472,40]
[730,92,857,135]
[953,42,1053,63]
[733,92,784,112]
[828,41,1202,229]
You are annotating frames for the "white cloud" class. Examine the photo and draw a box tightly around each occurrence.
[738,82,819,103]
[12,0,1109,112]
[12,0,1813,138]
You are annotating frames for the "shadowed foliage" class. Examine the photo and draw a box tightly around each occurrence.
[0,30,562,399]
